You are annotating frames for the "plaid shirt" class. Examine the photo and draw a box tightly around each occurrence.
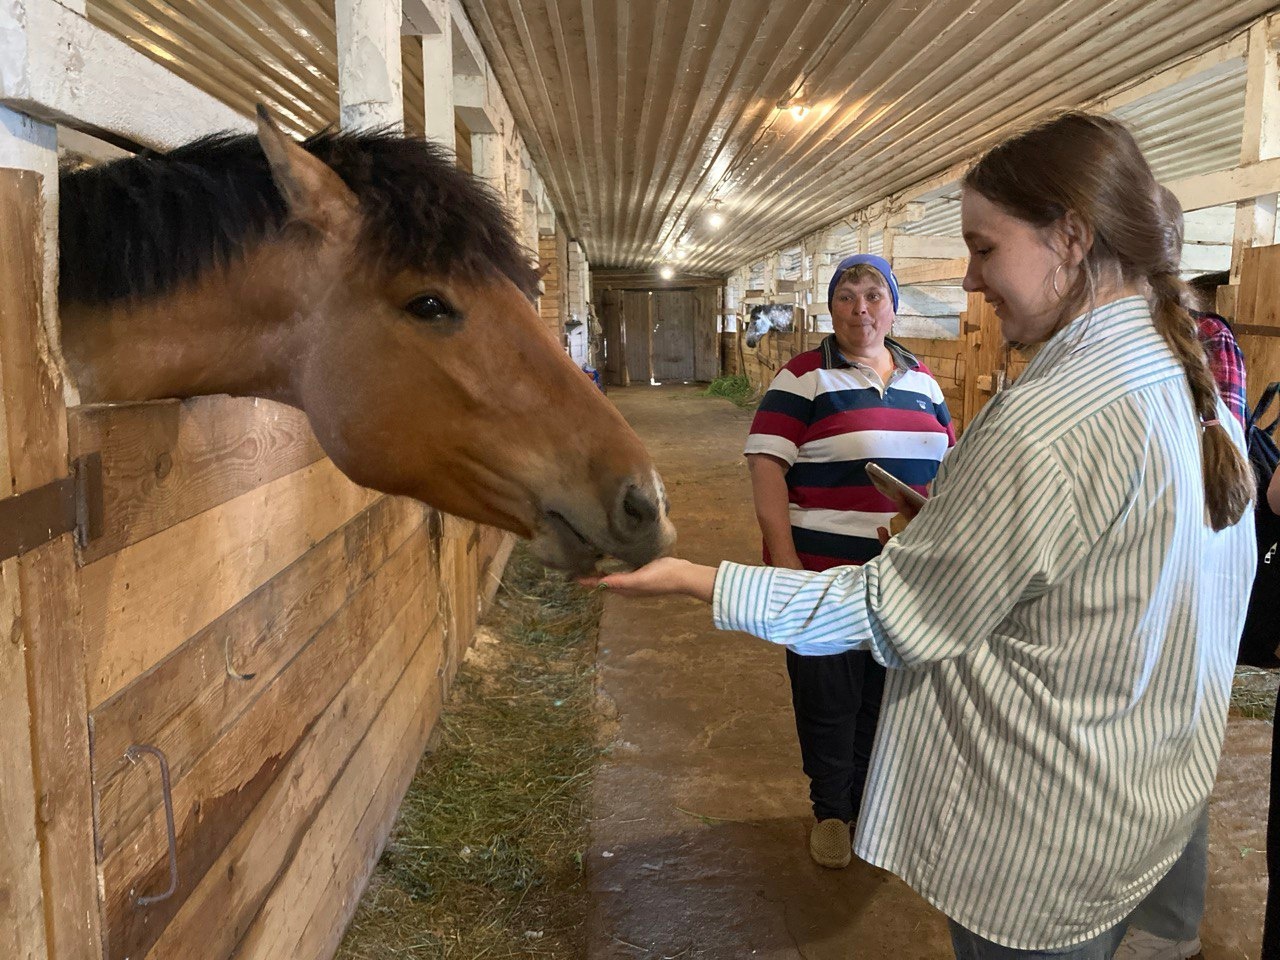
[1197,312,1247,428]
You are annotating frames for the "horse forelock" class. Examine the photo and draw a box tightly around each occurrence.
[58,128,538,308]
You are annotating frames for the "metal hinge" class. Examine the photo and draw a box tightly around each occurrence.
[0,452,103,562]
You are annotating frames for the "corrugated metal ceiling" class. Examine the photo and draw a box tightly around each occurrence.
[87,0,1275,275]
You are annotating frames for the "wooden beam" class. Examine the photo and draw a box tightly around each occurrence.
[1165,156,1280,213]
[414,0,455,152]
[895,257,970,285]
[893,234,970,260]
[449,0,485,77]
[1085,32,1247,116]
[0,0,250,149]
[1232,17,1280,280]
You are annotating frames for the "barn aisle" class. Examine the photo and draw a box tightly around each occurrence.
[587,385,1270,960]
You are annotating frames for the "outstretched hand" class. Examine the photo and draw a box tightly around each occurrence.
[578,556,717,603]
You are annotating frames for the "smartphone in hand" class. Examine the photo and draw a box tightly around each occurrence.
[865,462,928,511]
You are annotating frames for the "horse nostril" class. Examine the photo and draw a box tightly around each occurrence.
[619,483,659,531]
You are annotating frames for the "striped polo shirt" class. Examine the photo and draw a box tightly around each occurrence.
[715,297,1256,948]
[745,335,954,570]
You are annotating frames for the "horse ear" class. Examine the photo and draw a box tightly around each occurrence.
[255,104,358,235]
[534,261,552,281]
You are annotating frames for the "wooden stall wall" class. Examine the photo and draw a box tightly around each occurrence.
[732,319,969,431]
[539,232,564,343]
[1,166,511,960]
[63,393,511,960]
[1237,243,1280,403]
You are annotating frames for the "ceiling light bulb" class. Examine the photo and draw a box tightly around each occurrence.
[708,211,725,230]
[789,103,810,121]
[659,265,675,280]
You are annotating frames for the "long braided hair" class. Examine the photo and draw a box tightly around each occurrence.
[964,112,1252,531]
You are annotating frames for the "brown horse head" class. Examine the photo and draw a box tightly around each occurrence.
[58,108,674,573]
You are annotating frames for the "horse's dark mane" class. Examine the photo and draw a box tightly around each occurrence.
[59,128,539,305]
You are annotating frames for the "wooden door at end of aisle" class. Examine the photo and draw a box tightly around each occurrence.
[623,290,653,385]
[651,289,696,382]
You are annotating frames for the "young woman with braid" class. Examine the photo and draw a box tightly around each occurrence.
[583,112,1256,959]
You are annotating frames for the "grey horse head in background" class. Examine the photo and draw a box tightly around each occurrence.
[745,303,794,347]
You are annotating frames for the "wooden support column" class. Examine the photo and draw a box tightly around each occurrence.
[1231,16,1280,283]
[0,105,65,399]
[0,161,101,960]
[336,0,405,130]
[471,132,503,191]
[406,0,454,152]
[765,253,780,300]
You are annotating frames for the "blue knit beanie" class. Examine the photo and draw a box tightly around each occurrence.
[827,254,899,312]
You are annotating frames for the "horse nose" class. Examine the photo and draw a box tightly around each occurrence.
[615,481,662,536]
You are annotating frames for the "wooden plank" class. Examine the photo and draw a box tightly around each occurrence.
[1084,32,1247,116]
[88,496,422,836]
[0,559,48,960]
[895,257,969,285]
[95,516,430,868]
[0,168,100,960]
[1168,156,1280,213]
[892,234,969,260]
[1236,244,1280,407]
[234,617,444,960]
[0,0,252,149]
[98,534,435,960]
[68,398,325,564]
[962,293,1008,430]
[137,583,442,960]
[0,168,48,960]
[81,457,381,707]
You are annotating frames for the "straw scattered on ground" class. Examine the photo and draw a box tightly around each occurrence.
[336,545,603,960]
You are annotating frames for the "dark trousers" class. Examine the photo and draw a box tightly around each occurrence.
[1263,682,1280,959]
[785,647,887,822]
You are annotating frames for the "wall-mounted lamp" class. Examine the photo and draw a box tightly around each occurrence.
[659,265,675,280]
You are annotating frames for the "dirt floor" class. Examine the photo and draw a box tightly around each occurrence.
[586,384,1271,960]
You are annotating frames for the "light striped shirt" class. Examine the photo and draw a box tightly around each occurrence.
[713,296,1255,949]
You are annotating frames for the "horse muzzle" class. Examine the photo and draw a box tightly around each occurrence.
[530,472,676,575]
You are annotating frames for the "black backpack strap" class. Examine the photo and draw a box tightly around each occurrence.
[1251,382,1280,434]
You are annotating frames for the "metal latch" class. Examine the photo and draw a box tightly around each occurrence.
[0,452,103,562]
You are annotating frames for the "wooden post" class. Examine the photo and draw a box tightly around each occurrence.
[411,0,455,152]
[1231,16,1280,283]
[0,161,101,960]
[335,0,405,130]
[472,131,503,191]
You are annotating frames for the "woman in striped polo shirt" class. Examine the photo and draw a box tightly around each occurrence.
[745,254,954,868]
[585,113,1256,959]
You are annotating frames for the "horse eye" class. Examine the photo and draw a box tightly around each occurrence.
[404,294,457,322]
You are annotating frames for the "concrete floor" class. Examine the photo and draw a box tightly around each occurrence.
[586,384,1271,960]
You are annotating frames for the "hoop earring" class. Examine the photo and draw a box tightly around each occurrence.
[1052,263,1066,298]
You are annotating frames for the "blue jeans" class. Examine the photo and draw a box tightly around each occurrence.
[949,920,1128,959]
[948,806,1208,958]
[1125,805,1208,941]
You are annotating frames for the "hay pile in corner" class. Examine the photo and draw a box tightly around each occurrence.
[337,546,603,959]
